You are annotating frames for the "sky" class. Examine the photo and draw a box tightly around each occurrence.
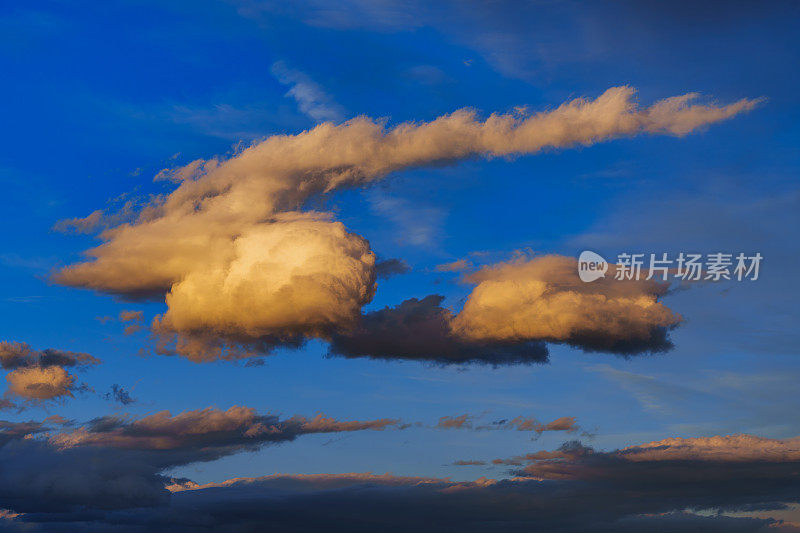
[0,1,799,531]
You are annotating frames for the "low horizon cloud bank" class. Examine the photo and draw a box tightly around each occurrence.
[0,405,585,517]
[0,406,403,514]
[3,431,798,531]
[493,434,800,483]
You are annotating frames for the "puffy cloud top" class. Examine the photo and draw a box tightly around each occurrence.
[451,255,682,354]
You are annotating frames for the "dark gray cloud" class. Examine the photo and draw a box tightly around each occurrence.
[2,419,799,530]
[374,258,410,279]
[499,435,800,491]
[329,295,549,365]
[0,407,402,514]
[0,342,99,371]
[3,471,791,532]
[102,385,136,405]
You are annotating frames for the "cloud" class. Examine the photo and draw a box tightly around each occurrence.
[119,310,143,323]
[375,258,410,279]
[271,61,344,123]
[7,468,793,531]
[103,384,136,405]
[435,414,580,434]
[0,416,796,531]
[119,310,144,336]
[6,366,75,401]
[0,420,47,446]
[435,258,473,272]
[52,209,103,234]
[332,254,680,362]
[620,434,800,463]
[50,406,400,456]
[0,342,100,402]
[54,88,753,361]
[488,415,581,434]
[438,413,581,435]
[151,213,376,361]
[329,295,549,365]
[496,433,800,484]
[0,342,100,370]
[436,413,473,429]
[451,254,682,354]
[0,406,403,514]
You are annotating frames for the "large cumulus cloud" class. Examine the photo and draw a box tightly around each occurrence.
[151,213,376,361]
[54,88,754,360]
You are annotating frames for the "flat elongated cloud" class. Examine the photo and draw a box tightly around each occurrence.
[436,414,473,429]
[51,406,400,458]
[437,413,581,434]
[496,415,581,434]
[0,342,99,370]
[54,88,754,360]
[0,342,100,401]
[495,433,800,482]
[0,406,403,513]
[10,464,796,531]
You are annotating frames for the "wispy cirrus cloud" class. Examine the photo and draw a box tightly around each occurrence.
[271,61,344,123]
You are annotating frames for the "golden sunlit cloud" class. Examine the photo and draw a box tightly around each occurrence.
[54,88,756,360]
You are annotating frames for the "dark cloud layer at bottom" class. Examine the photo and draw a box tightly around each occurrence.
[3,473,794,532]
[2,419,800,531]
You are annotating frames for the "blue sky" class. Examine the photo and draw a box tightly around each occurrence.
[1,0,799,517]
